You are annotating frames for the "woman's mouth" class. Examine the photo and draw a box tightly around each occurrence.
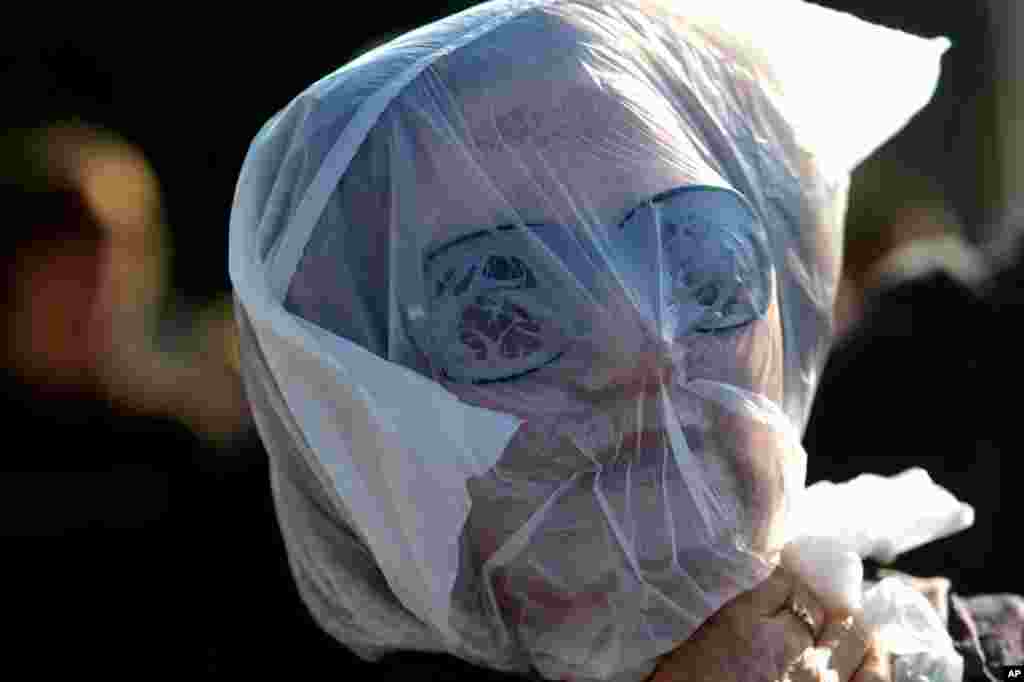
[616,429,664,453]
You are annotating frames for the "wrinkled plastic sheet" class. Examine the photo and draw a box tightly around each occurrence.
[229,1,950,680]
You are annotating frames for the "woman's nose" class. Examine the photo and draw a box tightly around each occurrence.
[571,336,682,402]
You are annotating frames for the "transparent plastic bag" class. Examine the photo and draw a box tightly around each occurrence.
[229,1,948,679]
[783,469,974,682]
[864,577,964,682]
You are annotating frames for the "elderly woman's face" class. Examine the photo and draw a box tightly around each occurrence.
[396,57,834,632]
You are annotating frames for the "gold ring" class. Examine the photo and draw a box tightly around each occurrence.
[787,598,816,635]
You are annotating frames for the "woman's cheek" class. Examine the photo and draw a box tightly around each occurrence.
[683,329,778,396]
[473,525,608,631]
[708,407,800,555]
[682,300,785,406]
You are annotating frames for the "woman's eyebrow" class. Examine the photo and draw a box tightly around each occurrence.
[425,191,661,265]
[424,229,492,265]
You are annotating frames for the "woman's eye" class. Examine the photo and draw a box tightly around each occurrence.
[421,234,575,384]
[483,255,519,280]
[693,284,761,332]
[668,272,754,332]
[615,186,772,337]
[481,255,537,288]
[433,255,539,302]
[694,283,719,307]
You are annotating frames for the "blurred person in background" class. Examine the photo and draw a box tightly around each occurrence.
[800,3,1023,647]
[829,154,989,339]
[1,122,252,442]
[0,118,379,673]
[1,123,205,672]
[803,197,1024,674]
[1,41,401,675]
[0,122,285,673]
[803,151,1013,602]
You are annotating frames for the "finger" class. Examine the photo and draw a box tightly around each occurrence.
[814,613,871,682]
[786,580,828,640]
[766,606,818,675]
[730,565,799,616]
[852,636,892,682]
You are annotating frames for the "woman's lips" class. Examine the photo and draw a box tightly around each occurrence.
[567,428,670,469]
[478,420,791,630]
[616,429,663,453]
[588,427,701,464]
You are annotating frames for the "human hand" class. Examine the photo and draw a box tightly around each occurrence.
[648,565,891,682]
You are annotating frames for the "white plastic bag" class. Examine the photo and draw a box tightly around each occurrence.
[864,577,964,682]
[230,1,949,679]
[783,469,974,682]
[792,468,976,566]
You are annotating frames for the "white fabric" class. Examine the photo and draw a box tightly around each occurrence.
[229,2,949,680]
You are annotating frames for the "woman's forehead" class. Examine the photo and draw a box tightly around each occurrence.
[396,69,714,244]
[384,17,834,270]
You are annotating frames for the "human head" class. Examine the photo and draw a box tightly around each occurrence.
[230,2,947,679]
[2,124,168,397]
[1,181,107,392]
